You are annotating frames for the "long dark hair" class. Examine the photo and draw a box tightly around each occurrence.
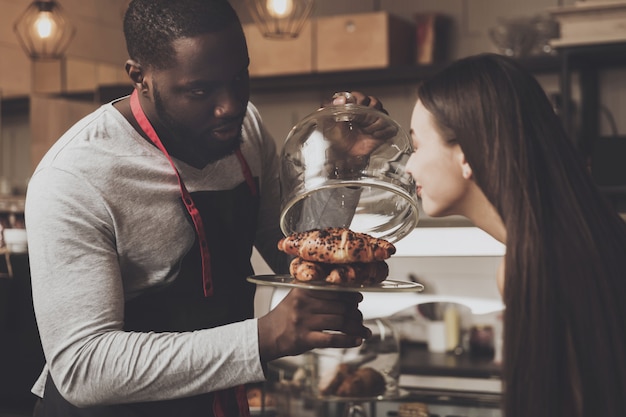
[417,53,626,417]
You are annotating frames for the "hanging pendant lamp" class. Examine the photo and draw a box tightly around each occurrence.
[14,0,76,60]
[245,0,315,39]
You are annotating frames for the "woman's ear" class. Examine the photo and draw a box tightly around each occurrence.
[125,59,149,95]
[459,152,473,180]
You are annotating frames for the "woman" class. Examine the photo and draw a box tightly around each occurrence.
[405,53,626,417]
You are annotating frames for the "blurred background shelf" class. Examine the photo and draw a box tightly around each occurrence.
[0,55,563,109]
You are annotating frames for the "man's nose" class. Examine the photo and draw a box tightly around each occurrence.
[214,86,243,117]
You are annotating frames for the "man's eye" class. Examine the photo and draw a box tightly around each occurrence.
[190,88,207,96]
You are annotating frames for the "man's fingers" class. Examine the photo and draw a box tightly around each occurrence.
[305,331,366,350]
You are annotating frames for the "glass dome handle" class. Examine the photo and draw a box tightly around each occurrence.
[332,91,357,104]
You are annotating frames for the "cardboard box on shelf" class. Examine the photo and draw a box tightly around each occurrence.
[243,22,314,76]
[315,11,415,72]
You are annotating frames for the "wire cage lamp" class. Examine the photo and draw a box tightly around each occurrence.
[13,0,76,60]
[245,0,315,39]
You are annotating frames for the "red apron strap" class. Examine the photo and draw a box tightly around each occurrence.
[129,90,253,417]
[235,148,257,197]
[212,391,224,417]
[212,385,251,417]
[130,90,214,296]
[235,385,252,417]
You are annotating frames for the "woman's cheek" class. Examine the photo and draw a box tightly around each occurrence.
[420,197,436,217]
[419,173,467,218]
[420,192,444,217]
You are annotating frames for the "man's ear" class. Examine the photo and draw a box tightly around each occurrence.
[125,59,149,95]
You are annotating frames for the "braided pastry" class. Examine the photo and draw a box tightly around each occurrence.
[288,257,330,282]
[289,257,389,285]
[278,227,395,264]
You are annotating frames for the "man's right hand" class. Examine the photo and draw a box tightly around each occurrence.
[257,288,371,363]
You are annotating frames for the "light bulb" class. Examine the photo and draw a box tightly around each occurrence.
[34,11,56,39]
[266,0,293,18]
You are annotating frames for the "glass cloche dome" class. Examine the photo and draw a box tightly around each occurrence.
[279,92,419,243]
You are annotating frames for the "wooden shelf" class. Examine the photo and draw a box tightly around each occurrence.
[0,97,29,118]
[558,41,626,68]
[248,55,561,93]
[0,55,562,109]
[249,63,449,93]
[93,56,560,98]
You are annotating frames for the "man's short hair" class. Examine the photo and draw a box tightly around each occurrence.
[124,0,241,70]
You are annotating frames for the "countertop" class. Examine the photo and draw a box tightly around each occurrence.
[399,341,501,379]
[265,342,503,415]
[398,341,502,398]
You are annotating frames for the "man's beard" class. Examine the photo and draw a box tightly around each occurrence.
[153,86,243,165]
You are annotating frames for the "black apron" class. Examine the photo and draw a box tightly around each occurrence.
[35,91,260,417]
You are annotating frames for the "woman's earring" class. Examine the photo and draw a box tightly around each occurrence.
[462,166,472,179]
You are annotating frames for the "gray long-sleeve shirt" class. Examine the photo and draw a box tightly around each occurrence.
[25,99,285,407]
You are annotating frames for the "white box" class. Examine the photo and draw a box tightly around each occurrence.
[549,2,626,47]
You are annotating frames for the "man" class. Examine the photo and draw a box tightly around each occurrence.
[25,0,387,416]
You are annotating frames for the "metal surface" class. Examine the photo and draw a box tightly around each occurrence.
[247,274,424,292]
